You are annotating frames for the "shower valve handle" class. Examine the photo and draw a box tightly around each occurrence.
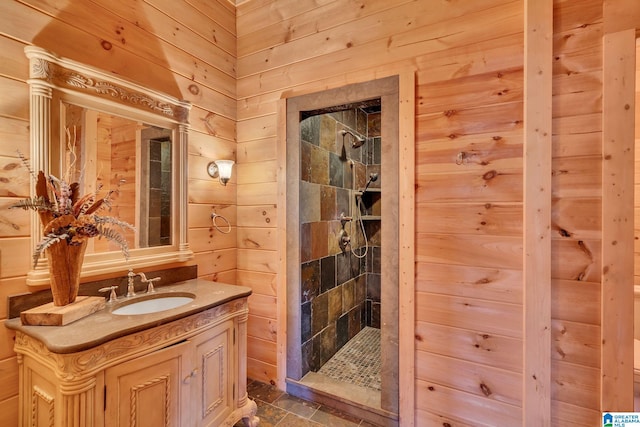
[339,230,351,251]
[340,212,352,225]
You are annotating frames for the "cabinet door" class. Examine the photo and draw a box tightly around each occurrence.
[190,320,235,427]
[105,341,190,427]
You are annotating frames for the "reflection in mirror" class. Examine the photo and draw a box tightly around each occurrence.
[140,126,172,247]
[25,46,192,288]
[62,103,173,254]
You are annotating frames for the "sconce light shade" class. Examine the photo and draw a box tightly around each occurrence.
[207,159,234,185]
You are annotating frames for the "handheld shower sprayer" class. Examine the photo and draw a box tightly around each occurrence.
[362,172,379,193]
[345,172,379,259]
[339,129,366,148]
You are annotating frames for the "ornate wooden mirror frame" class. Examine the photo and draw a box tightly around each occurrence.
[24,46,193,288]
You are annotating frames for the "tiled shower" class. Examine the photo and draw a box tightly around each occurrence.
[298,102,382,377]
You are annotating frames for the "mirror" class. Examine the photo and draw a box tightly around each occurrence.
[25,46,193,288]
[62,103,173,252]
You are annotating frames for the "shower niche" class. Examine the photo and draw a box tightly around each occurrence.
[356,186,382,220]
[284,77,400,426]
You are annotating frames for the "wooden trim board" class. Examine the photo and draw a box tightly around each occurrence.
[601,28,635,412]
[523,0,552,423]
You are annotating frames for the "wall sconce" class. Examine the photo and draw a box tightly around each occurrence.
[207,160,234,185]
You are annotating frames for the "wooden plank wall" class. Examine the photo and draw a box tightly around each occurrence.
[236,0,527,424]
[0,1,236,425]
[550,0,603,424]
[237,0,631,425]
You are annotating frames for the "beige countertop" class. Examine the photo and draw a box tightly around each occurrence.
[5,278,252,354]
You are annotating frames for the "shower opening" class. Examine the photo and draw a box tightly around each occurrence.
[284,77,400,426]
[300,100,382,384]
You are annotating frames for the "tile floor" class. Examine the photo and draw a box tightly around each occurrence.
[236,380,380,427]
[236,327,383,426]
[318,327,381,391]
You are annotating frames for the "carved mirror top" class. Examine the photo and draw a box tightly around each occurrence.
[25,46,190,124]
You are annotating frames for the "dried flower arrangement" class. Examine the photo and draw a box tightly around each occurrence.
[10,129,135,307]
[11,134,134,268]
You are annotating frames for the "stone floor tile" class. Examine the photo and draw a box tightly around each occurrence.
[273,393,321,418]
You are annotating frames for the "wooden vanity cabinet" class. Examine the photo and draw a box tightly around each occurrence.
[12,298,258,427]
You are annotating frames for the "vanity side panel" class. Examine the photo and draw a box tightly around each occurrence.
[19,348,105,427]
[22,357,57,427]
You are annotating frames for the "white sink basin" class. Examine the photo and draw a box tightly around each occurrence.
[112,294,195,315]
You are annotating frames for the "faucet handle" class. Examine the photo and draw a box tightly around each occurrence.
[138,273,161,293]
[98,285,119,303]
[146,278,160,293]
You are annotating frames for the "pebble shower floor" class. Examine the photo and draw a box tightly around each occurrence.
[318,326,381,391]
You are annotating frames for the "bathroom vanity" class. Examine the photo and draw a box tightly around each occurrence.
[8,45,260,426]
[5,279,259,427]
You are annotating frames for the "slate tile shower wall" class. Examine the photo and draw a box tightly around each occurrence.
[148,139,172,246]
[141,126,173,248]
[299,106,382,375]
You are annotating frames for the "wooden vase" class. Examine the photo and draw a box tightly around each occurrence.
[47,239,88,306]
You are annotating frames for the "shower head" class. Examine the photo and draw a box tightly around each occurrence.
[339,129,366,148]
[363,172,379,192]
